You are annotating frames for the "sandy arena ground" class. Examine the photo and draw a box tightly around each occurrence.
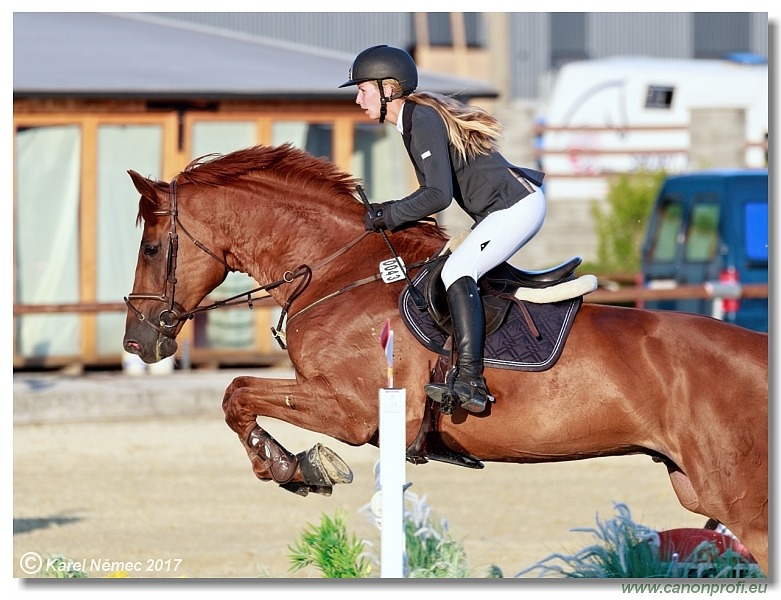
[13,405,707,580]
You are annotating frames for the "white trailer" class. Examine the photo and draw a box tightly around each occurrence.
[538,56,768,200]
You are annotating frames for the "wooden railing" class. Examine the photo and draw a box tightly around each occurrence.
[12,297,285,370]
[13,281,767,370]
[584,282,768,304]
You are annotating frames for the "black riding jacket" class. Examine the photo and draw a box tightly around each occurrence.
[383,101,545,230]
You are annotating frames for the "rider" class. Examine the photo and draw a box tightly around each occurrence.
[340,45,547,414]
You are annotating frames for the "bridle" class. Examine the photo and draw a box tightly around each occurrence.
[124,179,194,338]
[124,179,315,342]
[124,179,387,348]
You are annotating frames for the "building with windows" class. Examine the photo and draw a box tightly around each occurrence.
[13,12,769,368]
[12,12,495,368]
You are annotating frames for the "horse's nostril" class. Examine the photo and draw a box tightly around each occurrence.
[124,340,142,354]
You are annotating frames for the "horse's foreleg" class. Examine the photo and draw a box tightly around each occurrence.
[242,426,353,497]
[222,374,375,496]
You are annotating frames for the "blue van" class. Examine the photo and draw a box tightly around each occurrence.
[640,169,768,332]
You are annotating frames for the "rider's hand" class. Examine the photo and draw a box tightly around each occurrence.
[364,203,390,232]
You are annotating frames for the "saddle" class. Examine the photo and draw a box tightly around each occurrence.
[400,253,598,470]
[426,257,583,338]
[400,255,595,372]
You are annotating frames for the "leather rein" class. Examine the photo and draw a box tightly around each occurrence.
[124,179,438,349]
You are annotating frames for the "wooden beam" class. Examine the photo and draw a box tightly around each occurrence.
[333,117,354,174]
[79,117,98,362]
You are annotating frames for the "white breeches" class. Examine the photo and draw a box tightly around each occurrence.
[441,187,546,289]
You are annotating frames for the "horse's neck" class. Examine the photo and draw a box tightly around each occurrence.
[211,188,361,288]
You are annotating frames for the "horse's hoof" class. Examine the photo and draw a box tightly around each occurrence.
[297,443,353,487]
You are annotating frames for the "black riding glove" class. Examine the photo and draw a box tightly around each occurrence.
[364,202,392,232]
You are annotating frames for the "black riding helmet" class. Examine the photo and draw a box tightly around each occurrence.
[339,45,418,123]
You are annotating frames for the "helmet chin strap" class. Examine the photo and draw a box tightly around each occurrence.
[376,79,410,124]
[377,80,388,124]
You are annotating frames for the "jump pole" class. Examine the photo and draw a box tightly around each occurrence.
[377,318,406,578]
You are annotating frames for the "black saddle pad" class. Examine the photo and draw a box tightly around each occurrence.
[399,264,582,372]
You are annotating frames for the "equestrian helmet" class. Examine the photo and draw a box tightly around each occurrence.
[339,45,418,95]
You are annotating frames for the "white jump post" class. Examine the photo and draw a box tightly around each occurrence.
[377,318,406,578]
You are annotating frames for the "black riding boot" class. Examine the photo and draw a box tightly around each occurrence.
[425,276,492,413]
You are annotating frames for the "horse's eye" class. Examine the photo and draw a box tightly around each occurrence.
[143,244,159,257]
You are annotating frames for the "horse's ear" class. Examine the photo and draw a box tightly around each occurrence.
[128,170,159,202]
[128,170,162,224]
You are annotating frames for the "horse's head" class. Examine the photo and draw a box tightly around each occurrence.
[123,170,228,363]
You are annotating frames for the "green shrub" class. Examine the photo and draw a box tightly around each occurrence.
[588,170,666,275]
[288,510,373,578]
[402,492,473,578]
[287,490,503,578]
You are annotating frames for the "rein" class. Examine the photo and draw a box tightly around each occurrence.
[285,255,444,329]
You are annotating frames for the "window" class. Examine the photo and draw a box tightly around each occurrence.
[684,202,720,262]
[96,124,163,355]
[550,12,588,69]
[192,121,257,156]
[352,123,409,201]
[645,86,675,110]
[420,13,483,48]
[15,125,82,357]
[744,201,768,262]
[649,199,684,262]
[272,122,333,161]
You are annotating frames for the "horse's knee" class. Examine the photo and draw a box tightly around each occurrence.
[221,383,238,419]
[221,378,256,435]
[222,376,258,411]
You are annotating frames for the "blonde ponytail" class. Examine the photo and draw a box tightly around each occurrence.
[394,85,501,161]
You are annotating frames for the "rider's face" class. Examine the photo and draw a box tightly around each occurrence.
[355,81,383,120]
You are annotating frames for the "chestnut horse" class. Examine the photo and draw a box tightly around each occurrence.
[123,145,768,574]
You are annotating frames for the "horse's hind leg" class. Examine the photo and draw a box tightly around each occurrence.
[667,461,769,575]
[222,374,374,496]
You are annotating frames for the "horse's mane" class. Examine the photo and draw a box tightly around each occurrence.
[139,143,448,242]
[177,143,359,200]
